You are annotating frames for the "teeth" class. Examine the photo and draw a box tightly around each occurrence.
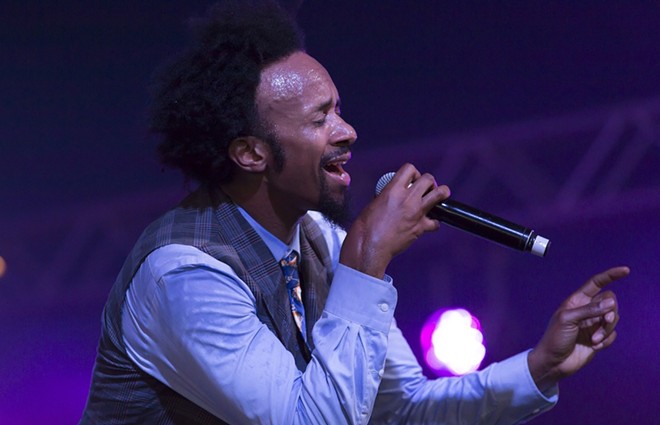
[323,157,349,177]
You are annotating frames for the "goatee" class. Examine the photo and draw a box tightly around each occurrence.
[318,178,352,229]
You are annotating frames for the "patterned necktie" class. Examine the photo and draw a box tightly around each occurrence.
[280,250,308,345]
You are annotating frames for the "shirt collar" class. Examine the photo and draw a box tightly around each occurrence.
[236,206,301,261]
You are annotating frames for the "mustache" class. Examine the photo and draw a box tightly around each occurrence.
[320,146,351,166]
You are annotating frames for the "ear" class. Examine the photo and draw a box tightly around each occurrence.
[227,136,269,173]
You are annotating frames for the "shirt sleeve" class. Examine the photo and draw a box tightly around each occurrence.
[370,322,558,425]
[308,211,558,424]
[122,244,397,425]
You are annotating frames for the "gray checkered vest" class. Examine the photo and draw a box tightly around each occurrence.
[80,187,334,424]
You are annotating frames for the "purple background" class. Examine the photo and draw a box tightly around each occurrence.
[1,2,659,423]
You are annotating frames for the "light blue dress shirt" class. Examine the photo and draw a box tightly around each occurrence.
[122,210,557,424]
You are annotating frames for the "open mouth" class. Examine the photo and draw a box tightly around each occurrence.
[322,155,351,186]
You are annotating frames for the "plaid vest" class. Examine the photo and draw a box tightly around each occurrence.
[80,187,334,424]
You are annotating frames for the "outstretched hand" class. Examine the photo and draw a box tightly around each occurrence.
[528,266,630,392]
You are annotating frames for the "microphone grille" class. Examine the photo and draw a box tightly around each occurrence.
[375,172,396,196]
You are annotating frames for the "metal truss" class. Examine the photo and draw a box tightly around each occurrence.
[2,97,660,315]
[350,97,660,225]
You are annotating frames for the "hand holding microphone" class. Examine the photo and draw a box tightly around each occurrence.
[375,172,550,257]
[340,165,450,278]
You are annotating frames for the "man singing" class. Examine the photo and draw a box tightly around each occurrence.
[80,1,627,423]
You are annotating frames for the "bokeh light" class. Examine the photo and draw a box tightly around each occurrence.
[0,256,6,278]
[420,308,486,376]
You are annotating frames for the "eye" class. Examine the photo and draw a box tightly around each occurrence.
[313,114,327,126]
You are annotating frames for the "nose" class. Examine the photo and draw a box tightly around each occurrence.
[331,115,357,147]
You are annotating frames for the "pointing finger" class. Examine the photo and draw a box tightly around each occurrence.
[575,266,630,299]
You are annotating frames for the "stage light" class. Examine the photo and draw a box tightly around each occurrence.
[0,256,6,278]
[420,308,485,376]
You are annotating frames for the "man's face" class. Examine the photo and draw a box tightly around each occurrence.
[256,52,357,225]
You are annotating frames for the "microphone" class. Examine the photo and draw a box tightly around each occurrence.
[375,172,550,257]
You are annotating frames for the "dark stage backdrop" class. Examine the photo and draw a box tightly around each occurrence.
[1,2,659,424]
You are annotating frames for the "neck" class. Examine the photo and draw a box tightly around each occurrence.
[220,177,302,244]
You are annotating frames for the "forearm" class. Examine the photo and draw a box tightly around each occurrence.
[292,265,398,423]
[371,324,557,424]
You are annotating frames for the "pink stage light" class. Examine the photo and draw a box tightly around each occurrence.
[420,308,486,376]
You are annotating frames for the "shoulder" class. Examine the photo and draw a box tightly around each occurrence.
[132,243,256,304]
[144,244,236,282]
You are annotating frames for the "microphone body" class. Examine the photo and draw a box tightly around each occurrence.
[375,172,550,257]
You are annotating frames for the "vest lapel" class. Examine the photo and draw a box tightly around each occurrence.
[211,193,309,369]
[298,216,333,352]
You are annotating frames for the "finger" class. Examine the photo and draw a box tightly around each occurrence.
[604,310,617,324]
[562,297,616,325]
[406,172,448,213]
[590,291,618,321]
[421,183,451,210]
[420,215,441,233]
[597,292,618,322]
[389,163,421,192]
[602,306,620,333]
[575,266,630,299]
[593,330,617,351]
[591,290,617,303]
[592,312,619,345]
[408,173,437,198]
[581,316,602,328]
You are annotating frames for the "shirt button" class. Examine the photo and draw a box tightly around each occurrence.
[378,303,389,312]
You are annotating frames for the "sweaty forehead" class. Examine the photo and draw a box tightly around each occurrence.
[257,52,334,107]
